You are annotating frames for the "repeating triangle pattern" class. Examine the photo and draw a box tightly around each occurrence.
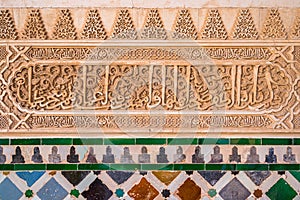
[0,10,18,39]
[262,9,287,39]
[81,9,107,39]
[291,16,300,39]
[172,9,197,40]
[22,9,47,39]
[111,9,137,39]
[52,9,77,39]
[232,9,258,39]
[141,9,167,40]
[202,9,228,39]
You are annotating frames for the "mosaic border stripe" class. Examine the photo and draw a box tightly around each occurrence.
[0,163,299,171]
[0,138,299,145]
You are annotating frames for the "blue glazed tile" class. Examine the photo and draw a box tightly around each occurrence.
[0,178,23,200]
[16,171,45,187]
[37,178,68,200]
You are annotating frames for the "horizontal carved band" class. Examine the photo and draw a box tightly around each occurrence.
[0,8,300,40]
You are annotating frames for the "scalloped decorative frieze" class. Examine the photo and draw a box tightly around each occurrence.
[0,8,298,40]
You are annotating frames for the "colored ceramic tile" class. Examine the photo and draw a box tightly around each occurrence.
[219,178,251,200]
[37,178,68,200]
[177,178,201,200]
[42,138,73,145]
[0,178,23,200]
[152,171,181,185]
[136,138,167,145]
[128,177,159,200]
[266,178,297,200]
[82,179,113,200]
[230,138,261,145]
[107,171,134,184]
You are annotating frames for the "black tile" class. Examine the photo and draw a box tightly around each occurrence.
[62,171,90,186]
[198,171,226,186]
[82,178,113,200]
[106,171,134,184]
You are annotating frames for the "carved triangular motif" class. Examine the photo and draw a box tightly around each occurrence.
[0,10,18,39]
[202,9,228,39]
[141,9,167,39]
[291,16,300,39]
[262,9,287,39]
[52,9,77,39]
[172,9,197,40]
[111,9,137,40]
[232,9,258,39]
[81,9,107,39]
[22,9,47,39]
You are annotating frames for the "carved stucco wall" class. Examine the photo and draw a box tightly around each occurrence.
[0,7,299,136]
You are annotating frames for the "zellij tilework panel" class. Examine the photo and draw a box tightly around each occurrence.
[0,6,299,200]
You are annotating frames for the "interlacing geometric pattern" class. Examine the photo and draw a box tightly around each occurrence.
[0,170,299,199]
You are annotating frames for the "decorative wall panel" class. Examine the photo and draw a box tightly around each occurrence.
[0,8,299,135]
[0,5,300,200]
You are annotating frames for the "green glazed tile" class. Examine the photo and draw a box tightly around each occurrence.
[269,164,299,171]
[289,171,300,182]
[70,189,80,198]
[208,189,217,197]
[293,138,300,145]
[0,139,9,145]
[173,164,204,170]
[266,178,297,200]
[42,138,73,145]
[25,189,34,198]
[109,164,141,170]
[198,138,229,145]
[73,138,103,145]
[205,164,236,170]
[0,164,14,170]
[141,164,174,171]
[262,138,292,145]
[230,138,261,145]
[78,164,109,170]
[103,138,135,145]
[167,138,197,145]
[47,164,78,171]
[236,164,268,171]
[11,139,41,145]
[14,164,46,171]
[136,138,167,145]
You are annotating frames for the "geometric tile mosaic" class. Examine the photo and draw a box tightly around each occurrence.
[0,140,298,200]
[0,170,298,199]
